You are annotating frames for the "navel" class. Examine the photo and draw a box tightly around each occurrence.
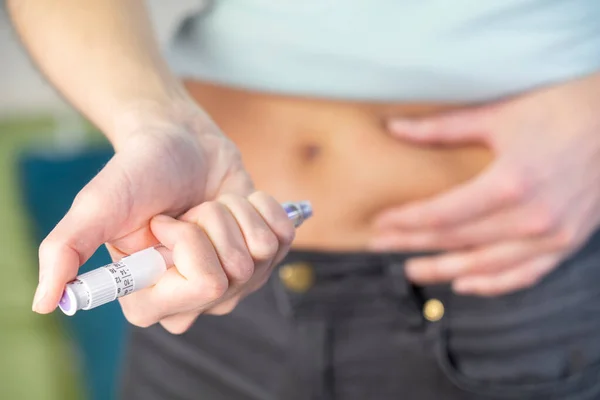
[300,143,322,163]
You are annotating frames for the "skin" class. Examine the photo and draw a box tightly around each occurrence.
[372,72,600,296]
[183,80,492,251]
[8,0,294,334]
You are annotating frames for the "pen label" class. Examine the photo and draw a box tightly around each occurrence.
[107,261,135,297]
[74,279,90,308]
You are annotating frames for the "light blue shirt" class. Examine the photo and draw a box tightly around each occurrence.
[166,0,600,103]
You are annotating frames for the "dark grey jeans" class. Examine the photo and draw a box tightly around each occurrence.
[120,230,600,400]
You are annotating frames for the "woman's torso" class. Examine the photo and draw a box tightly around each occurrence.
[185,81,491,250]
[173,0,600,250]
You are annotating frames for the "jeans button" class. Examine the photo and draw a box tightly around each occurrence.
[423,298,445,322]
[279,262,315,293]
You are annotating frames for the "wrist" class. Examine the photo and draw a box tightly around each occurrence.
[106,88,206,151]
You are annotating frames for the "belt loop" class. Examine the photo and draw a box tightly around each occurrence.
[383,255,411,298]
[383,254,425,328]
[271,265,294,318]
[269,274,294,318]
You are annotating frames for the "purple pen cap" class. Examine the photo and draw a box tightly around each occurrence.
[58,281,89,316]
[59,286,76,316]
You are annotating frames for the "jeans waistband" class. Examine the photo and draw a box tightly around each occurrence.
[281,250,429,277]
[279,227,600,319]
[283,226,600,287]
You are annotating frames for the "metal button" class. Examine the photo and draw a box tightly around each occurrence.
[278,262,315,293]
[423,298,445,322]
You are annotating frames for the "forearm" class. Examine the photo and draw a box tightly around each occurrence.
[7,0,190,146]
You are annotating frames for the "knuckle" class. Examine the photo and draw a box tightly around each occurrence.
[71,187,93,207]
[497,174,527,203]
[186,201,219,225]
[72,187,105,214]
[122,308,156,328]
[222,249,255,282]
[248,190,270,203]
[277,223,296,246]
[424,213,446,229]
[414,232,441,248]
[457,257,477,275]
[217,193,242,204]
[162,323,186,335]
[195,201,223,222]
[177,223,203,243]
[161,318,197,335]
[520,269,543,288]
[204,201,225,215]
[551,227,579,249]
[428,261,447,281]
[208,299,239,316]
[521,206,557,236]
[197,275,229,301]
[38,237,59,261]
[248,229,280,261]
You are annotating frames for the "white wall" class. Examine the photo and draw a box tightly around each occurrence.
[0,0,201,117]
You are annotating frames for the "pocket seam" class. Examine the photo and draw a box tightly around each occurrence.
[434,331,600,399]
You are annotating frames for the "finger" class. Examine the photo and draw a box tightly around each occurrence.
[159,310,201,335]
[205,297,240,316]
[105,244,127,261]
[370,204,537,251]
[451,254,561,296]
[373,162,526,230]
[387,106,491,144]
[104,225,160,262]
[247,191,296,266]
[215,194,281,265]
[370,194,565,252]
[404,238,558,284]
[182,202,255,287]
[34,156,139,314]
[159,296,241,335]
[119,216,228,326]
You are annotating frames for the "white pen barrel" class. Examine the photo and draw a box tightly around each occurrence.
[121,247,168,291]
[61,247,167,315]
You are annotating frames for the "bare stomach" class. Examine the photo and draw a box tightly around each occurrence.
[184,80,493,251]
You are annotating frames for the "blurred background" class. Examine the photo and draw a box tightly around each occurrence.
[0,2,197,399]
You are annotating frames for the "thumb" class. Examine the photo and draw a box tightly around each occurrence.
[387,106,493,145]
[32,158,135,314]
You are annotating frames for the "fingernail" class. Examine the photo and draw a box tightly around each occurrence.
[32,284,47,312]
[152,214,172,223]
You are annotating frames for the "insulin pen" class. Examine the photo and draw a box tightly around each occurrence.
[58,201,312,316]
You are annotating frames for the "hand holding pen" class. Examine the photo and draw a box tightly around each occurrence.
[29,106,310,335]
[59,198,312,333]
